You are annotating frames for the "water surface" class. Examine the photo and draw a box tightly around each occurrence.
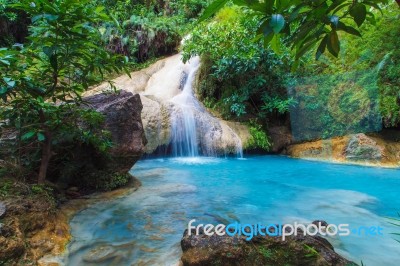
[65,156,400,265]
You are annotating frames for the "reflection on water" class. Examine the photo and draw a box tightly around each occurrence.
[64,156,400,266]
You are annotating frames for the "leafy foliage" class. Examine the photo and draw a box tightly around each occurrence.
[93,0,209,62]
[247,120,271,151]
[0,0,127,183]
[184,7,292,124]
[199,0,393,64]
[302,3,400,127]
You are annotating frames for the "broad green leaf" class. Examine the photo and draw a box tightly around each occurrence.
[276,0,291,11]
[22,131,36,140]
[327,30,340,57]
[316,35,328,60]
[270,14,285,33]
[270,34,282,55]
[350,3,367,27]
[0,59,10,65]
[198,0,229,22]
[263,32,275,47]
[337,22,362,37]
[296,38,319,59]
[37,132,45,141]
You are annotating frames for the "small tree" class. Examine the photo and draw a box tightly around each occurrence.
[0,0,127,183]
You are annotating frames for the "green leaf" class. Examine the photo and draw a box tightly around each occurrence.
[37,133,45,141]
[316,35,328,60]
[198,0,229,22]
[337,22,362,37]
[270,14,286,34]
[296,38,319,59]
[350,3,367,27]
[0,59,10,65]
[32,14,59,23]
[270,34,282,55]
[291,59,300,72]
[263,32,275,47]
[22,131,36,140]
[327,30,340,57]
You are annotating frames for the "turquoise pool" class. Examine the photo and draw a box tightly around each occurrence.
[64,156,400,265]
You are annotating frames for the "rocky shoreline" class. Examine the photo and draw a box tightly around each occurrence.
[285,132,400,168]
[0,176,141,266]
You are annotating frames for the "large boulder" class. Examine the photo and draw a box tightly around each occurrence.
[47,90,147,190]
[181,227,356,266]
[84,90,147,170]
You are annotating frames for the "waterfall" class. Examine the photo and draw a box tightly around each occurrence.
[87,54,248,158]
[170,57,200,157]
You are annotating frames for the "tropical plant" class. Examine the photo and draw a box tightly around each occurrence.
[0,0,127,183]
[184,7,291,122]
[199,0,395,65]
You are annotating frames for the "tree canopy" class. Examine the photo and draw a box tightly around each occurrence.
[199,0,397,66]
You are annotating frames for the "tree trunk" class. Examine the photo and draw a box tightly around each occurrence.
[38,110,52,184]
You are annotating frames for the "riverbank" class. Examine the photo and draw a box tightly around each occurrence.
[0,176,141,266]
[285,132,400,168]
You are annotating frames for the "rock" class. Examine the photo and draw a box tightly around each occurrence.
[0,201,6,218]
[0,218,26,263]
[82,245,119,263]
[84,90,147,170]
[48,91,147,189]
[181,226,356,266]
[285,131,400,167]
[345,133,383,161]
[268,125,292,153]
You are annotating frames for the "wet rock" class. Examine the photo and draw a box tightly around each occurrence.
[82,245,119,263]
[37,255,62,266]
[0,201,6,218]
[312,220,329,227]
[345,133,383,161]
[87,54,249,156]
[181,226,357,266]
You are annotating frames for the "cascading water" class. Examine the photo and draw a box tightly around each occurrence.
[86,54,246,157]
[169,57,200,157]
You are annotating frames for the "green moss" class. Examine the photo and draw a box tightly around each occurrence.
[258,246,273,259]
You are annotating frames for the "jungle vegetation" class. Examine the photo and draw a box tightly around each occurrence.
[0,0,398,185]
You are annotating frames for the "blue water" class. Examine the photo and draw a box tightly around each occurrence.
[64,156,400,265]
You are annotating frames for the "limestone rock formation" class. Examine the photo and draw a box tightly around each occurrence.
[86,54,250,156]
[285,131,400,167]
